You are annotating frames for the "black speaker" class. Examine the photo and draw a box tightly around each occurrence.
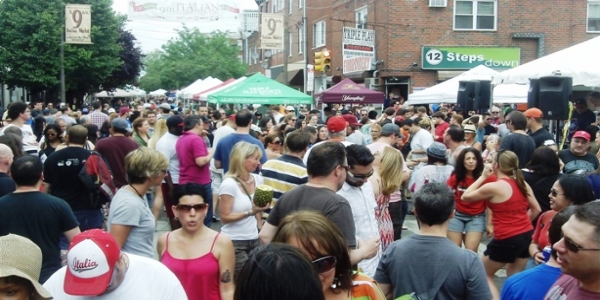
[527,79,540,109]
[538,76,572,120]
[456,81,480,112]
[475,80,492,112]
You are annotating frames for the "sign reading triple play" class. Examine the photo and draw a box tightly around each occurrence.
[421,46,520,70]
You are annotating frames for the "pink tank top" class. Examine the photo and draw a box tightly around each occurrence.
[161,232,221,300]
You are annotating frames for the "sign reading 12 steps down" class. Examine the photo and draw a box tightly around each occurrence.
[421,46,520,70]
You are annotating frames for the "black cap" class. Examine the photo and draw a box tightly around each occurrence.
[166,115,183,128]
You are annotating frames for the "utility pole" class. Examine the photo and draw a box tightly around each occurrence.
[60,8,66,104]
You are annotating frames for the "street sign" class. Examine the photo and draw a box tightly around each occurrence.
[421,46,520,70]
[307,64,314,92]
[65,4,92,44]
[260,13,284,50]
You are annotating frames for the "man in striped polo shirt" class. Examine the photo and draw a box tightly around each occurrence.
[261,130,311,204]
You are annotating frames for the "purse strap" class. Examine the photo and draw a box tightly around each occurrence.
[232,177,253,202]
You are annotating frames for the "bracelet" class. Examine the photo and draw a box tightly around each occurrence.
[246,210,252,217]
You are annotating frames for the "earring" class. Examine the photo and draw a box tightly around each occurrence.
[174,217,178,221]
[330,276,340,289]
[204,214,207,219]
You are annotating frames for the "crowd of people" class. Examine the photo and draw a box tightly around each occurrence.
[1,95,600,299]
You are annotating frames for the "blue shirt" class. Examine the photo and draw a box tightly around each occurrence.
[500,263,562,300]
[213,133,268,173]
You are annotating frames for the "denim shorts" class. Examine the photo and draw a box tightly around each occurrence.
[448,211,486,233]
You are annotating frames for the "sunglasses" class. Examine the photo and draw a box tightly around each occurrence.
[348,169,375,180]
[550,188,564,197]
[312,256,337,273]
[563,236,600,253]
[176,203,208,212]
[271,140,281,145]
[291,119,297,121]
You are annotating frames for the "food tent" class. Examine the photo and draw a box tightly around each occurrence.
[208,73,312,105]
[95,88,133,98]
[493,36,600,87]
[193,78,236,101]
[492,84,529,104]
[407,65,499,105]
[149,89,167,96]
[313,78,385,104]
[180,77,223,99]
[198,77,246,102]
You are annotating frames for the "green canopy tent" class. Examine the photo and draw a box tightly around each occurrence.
[207,73,312,105]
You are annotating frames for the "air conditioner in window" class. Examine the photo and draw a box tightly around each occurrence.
[365,78,380,90]
[429,0,447,7]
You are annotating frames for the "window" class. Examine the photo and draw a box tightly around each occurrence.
[454,0,496,30]
[299,0,304,8]
[272,0,277,12]
[356,6,368,29]
[313,21,326,47]
[298,26,304,54]
[589,1,600,32]
[264,0,270,13]
[288,0,292,14]
[289,32,293,56]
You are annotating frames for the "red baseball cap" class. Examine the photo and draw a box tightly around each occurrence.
[573,131,591,142]
[327,116,349,133]
[118,107,130,116]
[64,229,121,296]
[341,114,361,127]
[524,108,543,118]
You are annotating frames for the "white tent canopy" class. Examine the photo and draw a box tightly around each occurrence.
[407,65,499,105]
[124,85,146,97]
[95,88,133,98]
[180,77,223,99]
[199,77,247,101]
[493,84,529,104]
[149,89,167,96]
[493,36,600,87]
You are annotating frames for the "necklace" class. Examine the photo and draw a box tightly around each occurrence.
[237,175,253,184]
[129,184,144,199]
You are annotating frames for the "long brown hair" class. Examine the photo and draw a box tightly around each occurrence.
[495,150,529,197]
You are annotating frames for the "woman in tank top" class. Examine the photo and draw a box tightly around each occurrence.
[157,183,235,300]
[462,150,541,300]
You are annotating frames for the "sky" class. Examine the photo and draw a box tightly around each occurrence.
[111,0,258,53]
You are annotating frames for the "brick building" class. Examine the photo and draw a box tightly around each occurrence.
[247,0,599,101]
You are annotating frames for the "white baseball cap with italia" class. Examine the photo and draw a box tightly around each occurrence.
[64,229,121,296]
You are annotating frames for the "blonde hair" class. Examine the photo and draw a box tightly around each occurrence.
[378,147,403,195]
[125,147,169,184]
[148,119,167,149]
[225,141,262,178]
[495,150,529,197]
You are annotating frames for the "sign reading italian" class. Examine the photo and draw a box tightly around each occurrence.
[260,13,284,50]
[421,46,520,70]
[342,27,375,74]
[65,4,92,44]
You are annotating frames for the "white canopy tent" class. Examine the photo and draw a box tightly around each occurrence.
[407,65,499,105]
[493,36,600,87]
[198,76,247,101]
[492,84,529,104]
[149,89,167,96]
[180,77,223,99]
[95,88,133,98]
[124,85,146,97]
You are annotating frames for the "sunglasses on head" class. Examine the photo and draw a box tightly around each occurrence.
[563,236,600,253]
[176,203,208,212]
[312,256,337,273]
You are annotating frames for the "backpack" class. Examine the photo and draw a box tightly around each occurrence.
[79,151,116,208]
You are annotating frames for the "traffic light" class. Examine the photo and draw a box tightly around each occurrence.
[314,49,331,72]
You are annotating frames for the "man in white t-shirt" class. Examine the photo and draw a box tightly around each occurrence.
[155,116,183,230]
[43,229,186,299]
[406,118,434,167]
[0,102,39,154]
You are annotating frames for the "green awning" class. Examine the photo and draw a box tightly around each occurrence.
[207,73,312,105]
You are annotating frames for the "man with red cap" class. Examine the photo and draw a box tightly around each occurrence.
[43,229,186,299]
[302,116,353,165]
[524,108,554,148]
[558,131,599,175]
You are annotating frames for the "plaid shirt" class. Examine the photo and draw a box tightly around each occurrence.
[89,110,108,127]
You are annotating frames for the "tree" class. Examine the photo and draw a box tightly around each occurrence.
[141,27,247,90]
[138,50,164,92]
[101,26,143,91]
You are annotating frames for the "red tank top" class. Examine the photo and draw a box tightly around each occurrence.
[487,178,533,240]
[161,232,221,300]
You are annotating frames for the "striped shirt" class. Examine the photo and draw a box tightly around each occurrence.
[261,155,308,202]
[88,110,108,128]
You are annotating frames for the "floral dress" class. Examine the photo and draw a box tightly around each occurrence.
[375,192,394,252]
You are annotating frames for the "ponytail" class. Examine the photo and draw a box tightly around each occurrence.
[497,150,529,197]
[514,168,529,197]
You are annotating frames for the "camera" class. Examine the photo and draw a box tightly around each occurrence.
[412,62,419,67]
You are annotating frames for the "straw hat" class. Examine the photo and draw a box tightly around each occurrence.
[0,234,53,299]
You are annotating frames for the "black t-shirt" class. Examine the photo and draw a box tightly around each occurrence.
[529,128,554,149]
[0,173,15,197]
[0,191,78,283]
[522,171,560,221]
[43,147,92,211]
[266,185,357,248]
[558,149,600,175]
[500,133,536,168]
[569,109,596,134]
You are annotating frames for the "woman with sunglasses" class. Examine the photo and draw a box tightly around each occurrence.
[219,142,270,280]
[108,148,169,258]
[272,210,386,300]
[369,146,403,252]
[264,134,282,159]
[526,175,594,270]
[462,150,541,299]
[158,183,235,300]
[447,147,496,253]
[39,124,63,162]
